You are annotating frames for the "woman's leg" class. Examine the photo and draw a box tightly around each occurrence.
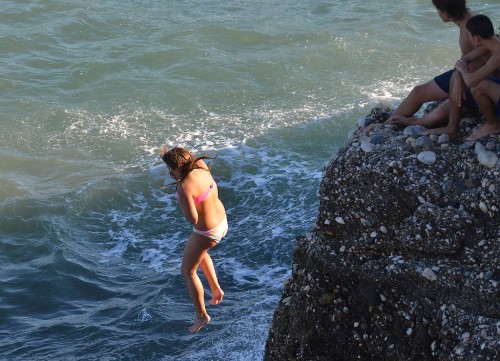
[199,252,224,305]
[181,233,213,333]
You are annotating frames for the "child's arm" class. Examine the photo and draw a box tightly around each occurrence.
[456,53,500,87]
[460,45,489,62]
[450,70,466,107]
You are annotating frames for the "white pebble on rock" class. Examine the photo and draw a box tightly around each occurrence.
[417,151,437,165]
[335,217,345,224]
[475,142,485,154]
[477,150,498,168]
[422,267,437,281]
[437,134,450,144]
[361,142,375,153]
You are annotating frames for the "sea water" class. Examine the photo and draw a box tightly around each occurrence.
[1,1,499,360]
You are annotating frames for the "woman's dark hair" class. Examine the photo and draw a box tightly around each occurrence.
[432,0,469,21]
[159,146,215,184]
[466,14,495,39]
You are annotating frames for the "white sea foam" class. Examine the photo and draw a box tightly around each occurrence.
[222,258,290,288]
[138,307,152,323]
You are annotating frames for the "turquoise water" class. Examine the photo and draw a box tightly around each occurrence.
[1,1,499,360]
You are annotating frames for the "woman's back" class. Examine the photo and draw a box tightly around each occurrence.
[181,161,226,230]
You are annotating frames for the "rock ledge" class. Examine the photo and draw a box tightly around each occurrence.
[265,106,499,361]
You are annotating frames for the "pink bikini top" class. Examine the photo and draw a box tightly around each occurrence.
[193,182,214,204]
[176,182,214,204]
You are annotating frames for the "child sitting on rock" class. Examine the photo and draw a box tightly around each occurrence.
[426,14,500,140]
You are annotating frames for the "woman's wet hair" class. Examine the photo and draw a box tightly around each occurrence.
[159,146,215,184]
[432,0,469,21]
[466,14,495,39]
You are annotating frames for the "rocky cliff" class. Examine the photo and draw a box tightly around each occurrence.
[265,106,499,361]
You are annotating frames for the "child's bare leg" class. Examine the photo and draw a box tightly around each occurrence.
[469,116,500,140]
[468,80,500,140]
[199,252,224,305]
[181,233,213,333]
[425,99,461,140]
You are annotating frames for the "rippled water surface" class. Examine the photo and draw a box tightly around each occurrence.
[1,1,499,360]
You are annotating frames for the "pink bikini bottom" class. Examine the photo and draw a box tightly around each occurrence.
[192,216,228,243]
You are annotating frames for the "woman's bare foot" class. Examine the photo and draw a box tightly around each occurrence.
[209,289,224,305]
[188,314,211,333]
[467,122,500,140]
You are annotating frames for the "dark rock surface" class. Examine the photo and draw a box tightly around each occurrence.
[265,106,499,360]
